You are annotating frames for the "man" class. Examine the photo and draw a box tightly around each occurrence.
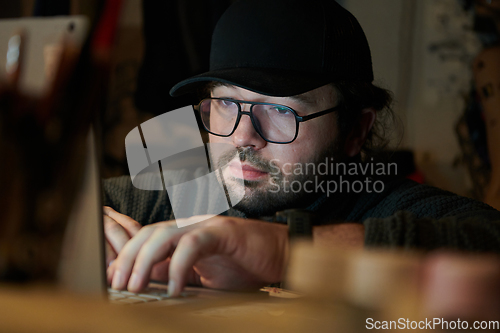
[103,0,500,297]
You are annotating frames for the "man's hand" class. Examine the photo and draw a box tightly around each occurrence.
[107,215,289,297]
[103,206,142,267]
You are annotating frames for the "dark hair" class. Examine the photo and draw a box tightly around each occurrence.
[199,81,396,159]
[331,81,395,159]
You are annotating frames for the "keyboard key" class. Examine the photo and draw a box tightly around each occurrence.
[136,293,164,301]
[107,286,189,305]
[111,298,146,304]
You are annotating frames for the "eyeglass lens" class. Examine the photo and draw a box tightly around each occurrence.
[199,99,297,143]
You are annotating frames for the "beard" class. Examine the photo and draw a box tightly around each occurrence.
[209,142,344,218]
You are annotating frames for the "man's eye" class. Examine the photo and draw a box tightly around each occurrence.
[220,100,235,107]
[273,107,291,115]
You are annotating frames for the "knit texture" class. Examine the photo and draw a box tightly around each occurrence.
[103,174,500,252]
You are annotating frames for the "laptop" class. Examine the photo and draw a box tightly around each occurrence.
[60,124,247,306]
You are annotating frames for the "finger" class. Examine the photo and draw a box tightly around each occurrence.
[103,215,131,254]
[152,262,201,288]
[174,214,219,228]
[167,227,224,297]
[150,259,171,283]
[107,260,116,286]
[126,226,185,292]
[111,225,159,290]
[105,240,117,267]
[103,206,142,236]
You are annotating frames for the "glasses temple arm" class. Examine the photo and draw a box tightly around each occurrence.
[297,106,342,122]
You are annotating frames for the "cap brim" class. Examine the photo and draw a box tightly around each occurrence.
[169,68,332,97]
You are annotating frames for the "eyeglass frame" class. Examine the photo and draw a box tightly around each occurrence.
[193,97,343,144]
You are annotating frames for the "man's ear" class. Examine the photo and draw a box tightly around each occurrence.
[344,108,376,157]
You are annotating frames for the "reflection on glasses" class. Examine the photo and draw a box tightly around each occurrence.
[194,98,342,144]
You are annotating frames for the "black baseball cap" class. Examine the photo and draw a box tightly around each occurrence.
[169,0,373,97]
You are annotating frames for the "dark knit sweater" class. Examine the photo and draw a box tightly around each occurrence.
[103,174,500,253]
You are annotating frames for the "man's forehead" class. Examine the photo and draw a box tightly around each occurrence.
[211,83,335,106]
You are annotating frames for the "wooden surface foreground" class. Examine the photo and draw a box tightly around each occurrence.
[0,284,365,333]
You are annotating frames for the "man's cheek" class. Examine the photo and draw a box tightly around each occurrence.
[209,144,236,169]
[269,159,281,175]
[208,133,225,143]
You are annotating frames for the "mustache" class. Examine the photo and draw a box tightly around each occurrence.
[216,147,276,173]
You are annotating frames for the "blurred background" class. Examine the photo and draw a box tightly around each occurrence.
[1,1,500,327]
[1,0,499,205]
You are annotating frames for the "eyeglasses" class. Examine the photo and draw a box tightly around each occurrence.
[194,98,342,144]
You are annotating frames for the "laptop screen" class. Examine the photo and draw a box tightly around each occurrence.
[59,127,107,295]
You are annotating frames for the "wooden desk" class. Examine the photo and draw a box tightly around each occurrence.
[0,284,363,333]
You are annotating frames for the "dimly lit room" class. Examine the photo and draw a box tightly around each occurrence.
[1,0,499,332]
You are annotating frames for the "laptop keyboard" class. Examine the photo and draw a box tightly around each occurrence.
[108,287,186,304]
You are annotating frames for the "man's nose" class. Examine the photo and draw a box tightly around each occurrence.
[231,112,267,150]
